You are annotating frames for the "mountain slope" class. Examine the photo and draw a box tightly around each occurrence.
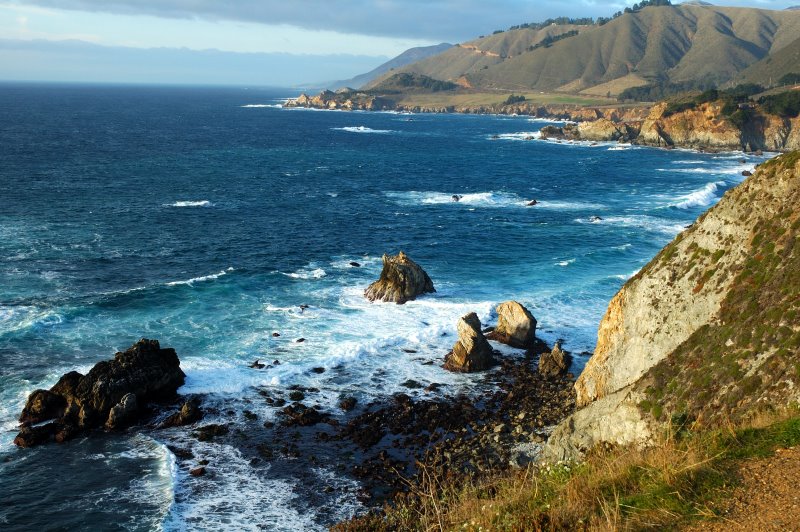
[734,34,800,87]
[365,25,591,89]
[547,151,800,460]
[452,5,800,95]
[329,43,453,89]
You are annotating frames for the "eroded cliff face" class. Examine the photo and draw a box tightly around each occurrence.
[547,152,800,461]
[637,102,743,150]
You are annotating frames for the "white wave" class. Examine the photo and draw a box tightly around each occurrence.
[165,201,213,208]
[535,200,607,210]
[332,126,394,134]
[576,215,688,235]
[163,441,319,532]
[491,131,541,141]
[166,267,234,287]
[556,259,576,267]
[672,181,725,209]
[385,190,529,208]
[240,104,282,109]
[0,305,64,335]
[527,118,576,125]
[283,267,327,280]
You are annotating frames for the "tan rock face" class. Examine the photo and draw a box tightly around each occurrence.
[539,343,571,378]
[444,313,495,372]
[364,251,435,305]
[578,118,627,141]
[487,301,537,349]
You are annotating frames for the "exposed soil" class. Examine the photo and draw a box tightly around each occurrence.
[687,446,800,531]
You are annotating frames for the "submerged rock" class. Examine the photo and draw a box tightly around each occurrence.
[444,313,495,372]
[486,301,538,349]
[538,342,572,378]
[14,339,185,447]
[364,251,435,304]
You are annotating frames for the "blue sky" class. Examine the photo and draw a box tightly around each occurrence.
[0,1,798,85]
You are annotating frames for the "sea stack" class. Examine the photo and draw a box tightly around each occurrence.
[444,313,495,372]
[486,301,539,349]
[364,251,435,304]
[14,339,185,447]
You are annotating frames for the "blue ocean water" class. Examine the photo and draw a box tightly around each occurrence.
[0,83,769,530]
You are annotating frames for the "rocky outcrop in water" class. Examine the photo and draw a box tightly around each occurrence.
[444,313,496,372]
[364,251,435,304]
[486,301,539,349]
[538,342,572,378]
[14,339,185,447]
[546,152,800,461]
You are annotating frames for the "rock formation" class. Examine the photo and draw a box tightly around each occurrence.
[14,339,185,447]
[444,313,495,372]
[486,301,539,349]
[545,152,800,461]
[364,251,435,304]
[538,342,572,378]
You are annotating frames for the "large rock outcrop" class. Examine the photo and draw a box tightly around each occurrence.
[365,251,435,304]
[444,313,495,372]
[539,342,572,378]
[486,301,539,349]
[546,152,800,461]
[14,339,185,447]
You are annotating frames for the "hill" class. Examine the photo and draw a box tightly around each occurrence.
[365,24,592,89]
[385,4,800,97]
[734,35,800,88]
[328,43,453,90]
[548,151,800,459]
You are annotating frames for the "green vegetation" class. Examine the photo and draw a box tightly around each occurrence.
[502,94,526,105]
[779,73,800,86]
[370,73,458,93]
[334,412,800,531]
[759,90,800,118]
[502,0,672,32]
[526,30,579,51]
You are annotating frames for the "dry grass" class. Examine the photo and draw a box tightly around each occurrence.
[396,91,614,108]
[334,410,800,531]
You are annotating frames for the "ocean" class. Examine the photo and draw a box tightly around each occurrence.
[0,83,769,530]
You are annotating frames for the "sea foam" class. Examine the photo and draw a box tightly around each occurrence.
[165,201,213,208]
[672,181,725,209]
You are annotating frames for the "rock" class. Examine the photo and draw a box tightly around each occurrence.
[189,466,206,477]
[272,332,281,337]
[280,403,326,426]
[401,380,423,389]
[539,342,572,378]
[289,391,305,402]
[14,339,185,447]
[452,194,463,202]
[590,215,604,222]
[105,393,138,430]
[742,170,753,177]
[364,251,435,304]
[161,399,203,428]
[311,367,325,374]
[192,424,229,442]
[444,313,495,372]
[349,262,361,268]
[296,338,306,343]
[527,200,538,206]
[249,359,265,369]
[339,396,357,411]
[486,301,538,349]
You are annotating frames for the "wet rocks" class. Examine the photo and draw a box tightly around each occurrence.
[280,403,328,426]
[339,396,358,411]
[486,301,539,349]
[192,423,229,442]
[444,313,496,372]
[189,466,207,477]
[105,393,138,430]
[539,342,572,378]
[161,399,203,428]
[14,339,185,447]
[364,251,435,304]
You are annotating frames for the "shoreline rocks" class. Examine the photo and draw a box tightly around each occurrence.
[444,313,496,372]
[486,301,541,350]
[364,251,435,304]
[14,339,185,447]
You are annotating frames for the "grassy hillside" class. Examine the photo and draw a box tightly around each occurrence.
[365,25,592,89]
[734,35,800,88]
[395,4,800,97]
[329,43,453,90]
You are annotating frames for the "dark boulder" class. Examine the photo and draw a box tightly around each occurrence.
[364,251,435,304]
[161,399,203,428]
[539,342,572,378]
[14,339,185,447]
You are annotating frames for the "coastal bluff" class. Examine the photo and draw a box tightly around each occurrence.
[546,151,800,461]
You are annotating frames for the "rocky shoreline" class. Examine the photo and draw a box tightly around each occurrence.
[285,90,800,153]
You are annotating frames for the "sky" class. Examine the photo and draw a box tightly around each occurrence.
[0,0,798,86]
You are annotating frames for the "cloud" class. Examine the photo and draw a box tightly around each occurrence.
[7,1,800,40]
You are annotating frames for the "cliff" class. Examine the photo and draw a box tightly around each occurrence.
[547,152,800,460]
